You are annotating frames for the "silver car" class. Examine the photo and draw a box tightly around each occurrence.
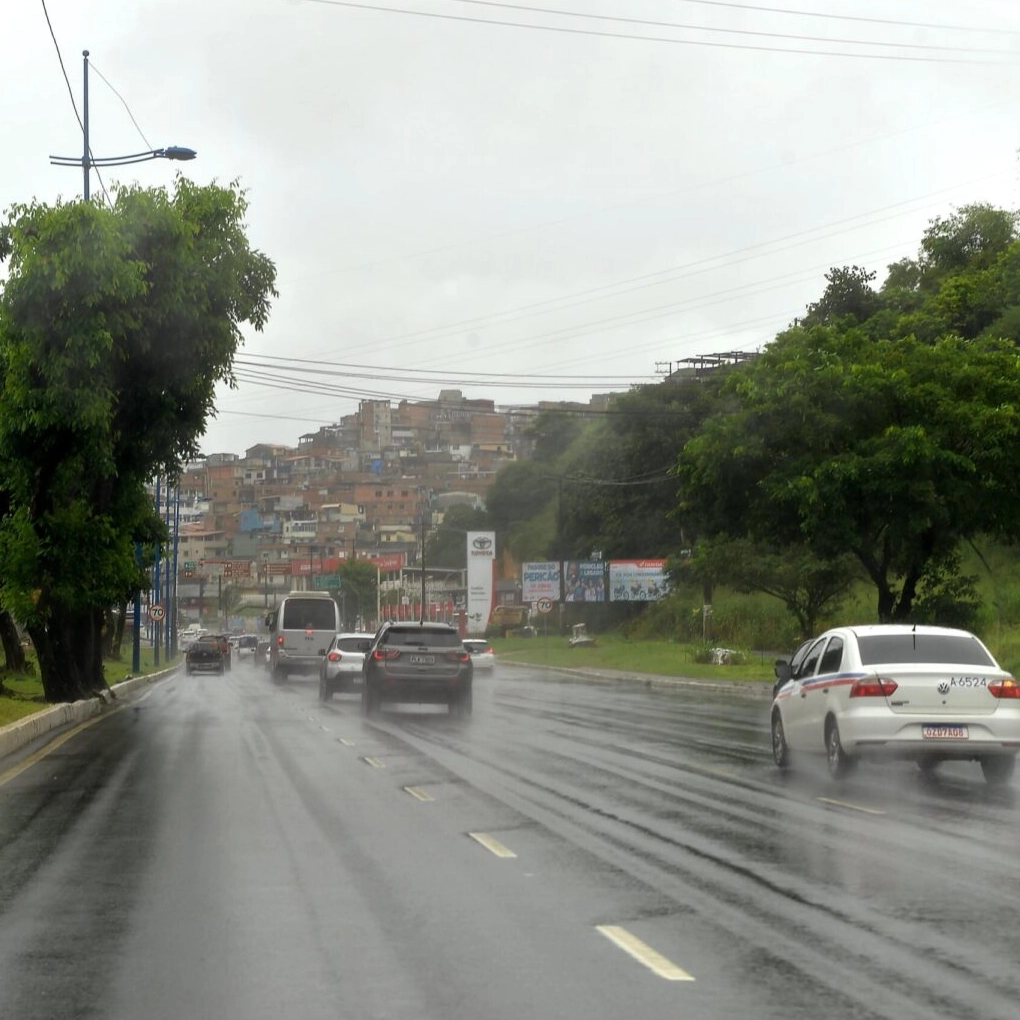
[771,624,1020,785]
[318,632,373,701]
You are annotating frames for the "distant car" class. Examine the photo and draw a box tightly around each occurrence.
[771,624,1020,785]
[236,635,258,658]
[362,621,473,717]
[185,635,226,676]
[319,632,373,701]
[462,639,495,670]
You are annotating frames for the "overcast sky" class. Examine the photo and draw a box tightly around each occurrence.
[5,0,1020,456]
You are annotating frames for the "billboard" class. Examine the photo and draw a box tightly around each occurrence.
[522,561,560,602]
[562,560,606,602]
[466,532,496,635]
[608,560,669,602]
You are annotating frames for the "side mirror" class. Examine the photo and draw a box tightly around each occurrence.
[774,660,792,683]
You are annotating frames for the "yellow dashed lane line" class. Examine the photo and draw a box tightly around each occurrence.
[467,832,517,858]
[596,924,695,982]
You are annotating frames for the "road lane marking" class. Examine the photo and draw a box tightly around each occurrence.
[404,786,434,801]
[596,925,695,982]
[337,738,354,746]
[816,797,885,816]
[362,756,385,768]
[0,708,123,789]
[467,832,517,858]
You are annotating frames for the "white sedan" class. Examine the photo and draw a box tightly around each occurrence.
[771,624,1020,785]
[463,639,495,670]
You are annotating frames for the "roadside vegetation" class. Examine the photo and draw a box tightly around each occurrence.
[0,180,276,703]
[0,646,179,726]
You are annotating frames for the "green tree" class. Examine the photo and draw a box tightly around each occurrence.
[424,504,490,568]
[802,265,880,327]
[678,327,1020,621]
[557,381,726,559]
[686,538,860,639]
[337,560,378,630]
[485,461,559,562]
[0,180,276,701]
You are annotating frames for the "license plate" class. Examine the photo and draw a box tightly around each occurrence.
[408,654,434,665]
[923,724,969,740]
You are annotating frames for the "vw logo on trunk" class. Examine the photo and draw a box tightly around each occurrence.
[937,680,950,695]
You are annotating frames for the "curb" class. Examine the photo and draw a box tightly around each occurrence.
[0,666,178,764]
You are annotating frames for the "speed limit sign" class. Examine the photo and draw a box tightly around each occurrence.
[148,604,166,622]
[536,597,554,615]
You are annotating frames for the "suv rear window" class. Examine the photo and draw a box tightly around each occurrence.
[382,627,462,648]
[337,638,367,652]
[856,634,995,667]
[281,599,337,630]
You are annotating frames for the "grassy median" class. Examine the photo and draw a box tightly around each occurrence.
[491,632,776,683]
[0,647,181,727]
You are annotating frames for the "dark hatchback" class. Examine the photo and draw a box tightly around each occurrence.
[362,622,473,717]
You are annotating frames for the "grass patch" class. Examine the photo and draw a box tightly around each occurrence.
[0,644,181,727]
[491,632,776,682]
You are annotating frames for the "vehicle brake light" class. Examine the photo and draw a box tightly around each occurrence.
[327,651,341,662]
[849,677,898,698]
[989,678,1020,699]
[276,635,284,647]
[445,651,471,663]
[372,649,400,661]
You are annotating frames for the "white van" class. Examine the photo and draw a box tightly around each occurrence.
[266,592,340,680]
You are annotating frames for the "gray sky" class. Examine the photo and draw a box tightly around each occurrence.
[5,0,1020,456]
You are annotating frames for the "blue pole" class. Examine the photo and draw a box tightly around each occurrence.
[153,476,161,668]
[170,484,180,657]
[132,543,141,674]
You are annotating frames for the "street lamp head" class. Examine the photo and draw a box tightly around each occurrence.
[160,146,197,161]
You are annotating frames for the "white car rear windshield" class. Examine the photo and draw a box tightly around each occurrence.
[856,634,995,667]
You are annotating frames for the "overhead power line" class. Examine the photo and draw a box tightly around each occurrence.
[300,0,1018,63]
[662,0,1020,37]
[440,0,1016,55]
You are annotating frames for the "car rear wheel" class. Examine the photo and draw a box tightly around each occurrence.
[825,719,855,779]
[771,710,789,768]
[318,676,332,702]
[980,755,1016,786]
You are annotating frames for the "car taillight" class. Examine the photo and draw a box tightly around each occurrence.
[276,635,284,646]
[989,678,1020,699]
[372,649,400,661]
[327,651,341,662]
[445,651,471,663]
[849,677,898,698]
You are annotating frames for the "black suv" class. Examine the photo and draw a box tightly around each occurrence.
[362,622,473,717]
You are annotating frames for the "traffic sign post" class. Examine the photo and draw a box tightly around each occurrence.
[148,604,165,622]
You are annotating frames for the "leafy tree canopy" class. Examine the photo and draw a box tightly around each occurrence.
[0,179,276,701]
[678,326,1020,621]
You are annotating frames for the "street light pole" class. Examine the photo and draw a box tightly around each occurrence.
[50,50,197,200]
[82,49,91,200]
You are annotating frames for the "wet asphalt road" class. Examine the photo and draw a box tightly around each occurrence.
[1,657,1018,1020]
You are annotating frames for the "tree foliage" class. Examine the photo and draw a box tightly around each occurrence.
[678,217,1020,623]
[424,504,490,568]
[0,179,276,701]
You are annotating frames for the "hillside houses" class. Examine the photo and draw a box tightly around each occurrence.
[165,390,582,610]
